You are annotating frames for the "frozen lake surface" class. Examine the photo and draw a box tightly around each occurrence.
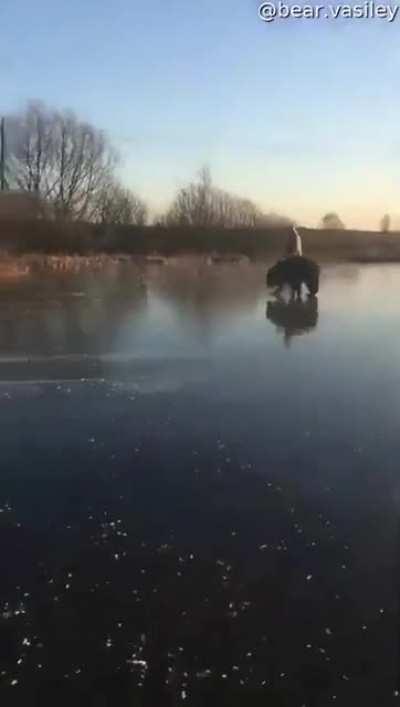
[0,258,400,706]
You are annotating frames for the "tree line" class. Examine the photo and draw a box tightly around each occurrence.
[0,102,392,233]
[3,103,147,226]
[2,103,293,229]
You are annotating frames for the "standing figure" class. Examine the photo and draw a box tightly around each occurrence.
[286,226,303,257]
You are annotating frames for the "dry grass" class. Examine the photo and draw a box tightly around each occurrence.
[0,218,400,262]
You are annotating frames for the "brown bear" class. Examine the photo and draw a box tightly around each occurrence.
[266,256,319,299]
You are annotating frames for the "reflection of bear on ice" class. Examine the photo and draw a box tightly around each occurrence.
[266,297,318,347]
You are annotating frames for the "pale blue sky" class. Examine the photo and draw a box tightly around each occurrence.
[1,0,400,227]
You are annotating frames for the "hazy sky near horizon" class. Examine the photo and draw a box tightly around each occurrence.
[1,0,400,228]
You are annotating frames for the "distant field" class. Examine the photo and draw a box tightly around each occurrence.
[0,219,399,261]
[301,228,400,262]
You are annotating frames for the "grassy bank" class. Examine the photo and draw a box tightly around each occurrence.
[0,219,399,261]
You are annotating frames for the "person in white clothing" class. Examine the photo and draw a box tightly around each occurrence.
[286,226,303,257]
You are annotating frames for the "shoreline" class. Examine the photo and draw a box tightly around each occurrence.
[1,222,400,263]
[1,252,400,268]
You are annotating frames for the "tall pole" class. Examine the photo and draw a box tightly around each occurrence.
[0,117,6,191]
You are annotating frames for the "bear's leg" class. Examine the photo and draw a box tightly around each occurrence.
[294,283,302,300]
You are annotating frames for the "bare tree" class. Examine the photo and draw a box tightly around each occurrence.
[212,192,263,229]
[165,166,215,228]
[320,212,345,230]
[7,103,55,196]
[7,102,116,221]
[93,180,148,226]
[164,167,291,229]
[253,211,294,228]
[380,214,391,233]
